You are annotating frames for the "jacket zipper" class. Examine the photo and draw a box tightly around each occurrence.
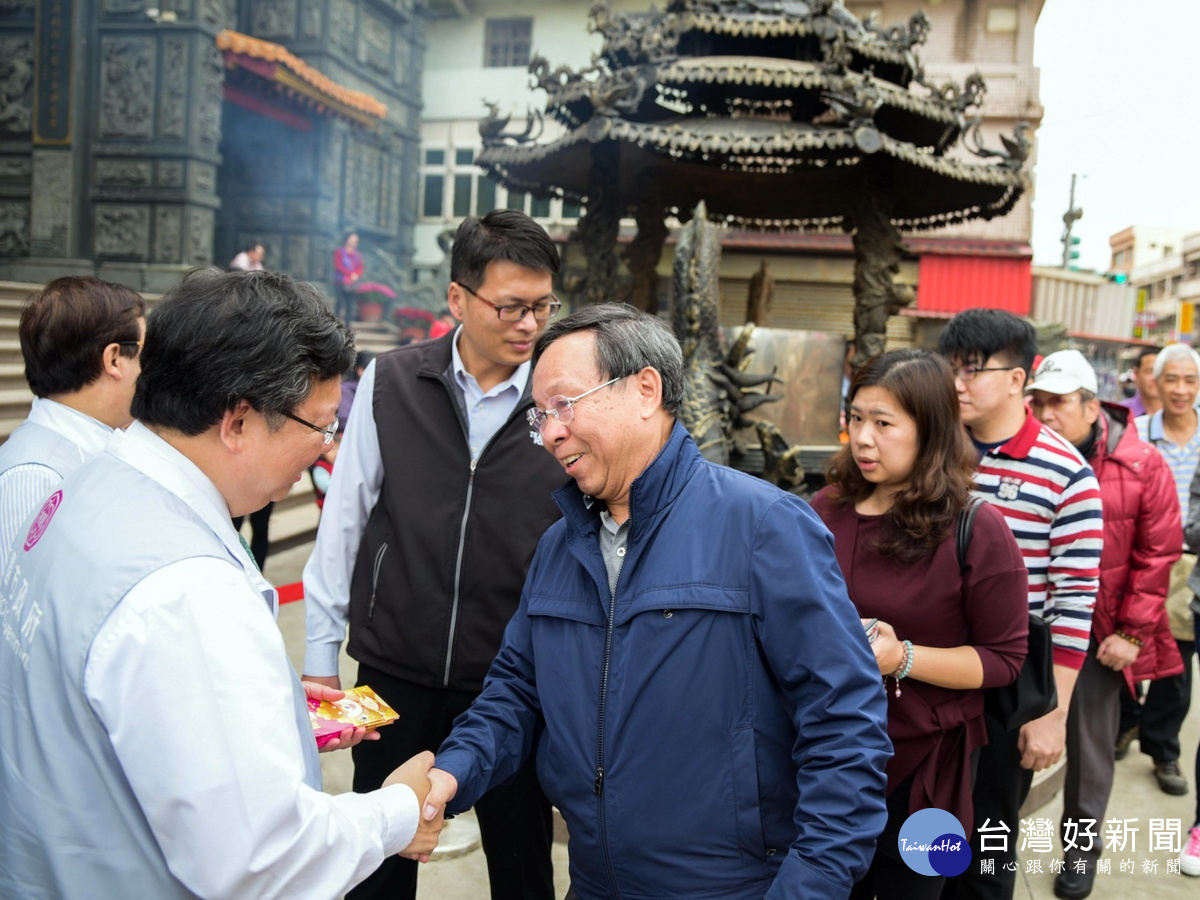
[444,457,477,686]
[368,542,388,620]
[596,543,625,895]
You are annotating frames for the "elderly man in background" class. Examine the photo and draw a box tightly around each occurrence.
[0,276,144,568]
[0,270,441,898]
[1027,349,1182,900]
[425,303,890,900]
[1118,343,1200,795]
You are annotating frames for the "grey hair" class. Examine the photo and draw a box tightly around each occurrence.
[1153,343,1200,379]
[532,303,685,416]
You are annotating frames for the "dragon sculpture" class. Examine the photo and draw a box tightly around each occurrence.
[479,101,544,147]
[670,203,803,491]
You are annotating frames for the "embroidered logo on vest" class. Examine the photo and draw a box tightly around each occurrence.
[24,489,63,551]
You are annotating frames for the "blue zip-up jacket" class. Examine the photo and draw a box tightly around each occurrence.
[437,423,891,899]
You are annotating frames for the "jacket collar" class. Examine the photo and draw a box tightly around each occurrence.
[1096,401,1151,469]
[555,420,701,533]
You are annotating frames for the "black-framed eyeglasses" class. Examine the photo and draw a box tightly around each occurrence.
[117,340,144,357]
[458,282,561,322]
[526,376,624,440]
[281,410,338,445]
[951,364,1019,382]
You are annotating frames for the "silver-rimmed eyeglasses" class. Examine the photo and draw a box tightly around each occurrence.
[281,410,339,445]
[458,282,561,322]
[527,376,624,438]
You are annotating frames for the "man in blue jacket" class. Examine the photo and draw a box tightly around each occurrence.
[423,304,891,899]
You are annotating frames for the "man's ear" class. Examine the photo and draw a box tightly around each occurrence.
[447,283,466,321]
[634,366,663,419]
[219,399,255,450]
[1008,366,1028,397]
[101,343,124,378]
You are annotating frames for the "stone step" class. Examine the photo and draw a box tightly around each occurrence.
[0,363,26,391]
[0,338,21,366]
[0,297,26,322]
[0,386,34,420]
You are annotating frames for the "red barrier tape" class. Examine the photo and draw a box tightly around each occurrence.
[277,581,305,605]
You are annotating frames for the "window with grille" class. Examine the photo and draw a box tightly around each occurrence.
[418,134,581,224]
[485,18,532,68]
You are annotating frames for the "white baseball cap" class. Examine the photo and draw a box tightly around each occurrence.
[1026,349,1098,396]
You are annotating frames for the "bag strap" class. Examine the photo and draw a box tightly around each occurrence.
[956,496,984,572]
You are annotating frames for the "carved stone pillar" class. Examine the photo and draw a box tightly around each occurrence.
[576,141,621,307]
[848,181,913,365]
[624,177,667,313]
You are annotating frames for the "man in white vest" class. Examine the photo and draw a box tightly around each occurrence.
[0,276,145,569]
[0,270,443,898]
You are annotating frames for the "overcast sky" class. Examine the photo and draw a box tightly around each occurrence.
[1030,0,1200,271]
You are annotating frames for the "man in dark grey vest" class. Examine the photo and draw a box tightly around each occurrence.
[303,209,566,900]
[0,276,145,569]
[0,270,442,897]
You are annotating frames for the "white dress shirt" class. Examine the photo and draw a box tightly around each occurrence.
[302,331,529,676]
[84,424,418,898]
[0,398,113,558]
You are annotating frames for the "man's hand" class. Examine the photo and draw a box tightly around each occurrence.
[424,767,459,824]
[1096,633,1141,671]
[1017,708,1067,771]
[385,752,444,862]
[301,679,379,752]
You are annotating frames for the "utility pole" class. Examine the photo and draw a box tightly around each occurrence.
[1061,173,1083,268]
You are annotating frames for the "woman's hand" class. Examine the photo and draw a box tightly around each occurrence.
[864,619,904,676]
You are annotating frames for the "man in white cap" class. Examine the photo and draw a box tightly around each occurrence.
[1029,349,1182,900]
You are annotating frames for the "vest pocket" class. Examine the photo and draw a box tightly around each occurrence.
[368,542,388,621]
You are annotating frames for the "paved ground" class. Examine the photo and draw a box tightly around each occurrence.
[267,543,1199,899]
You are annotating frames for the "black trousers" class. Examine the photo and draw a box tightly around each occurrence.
[346,664,555,900]
[1117,638,1194,762]
[940,712,1033,900]
[850,780,947,900]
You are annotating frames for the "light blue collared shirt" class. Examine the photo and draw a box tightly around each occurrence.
[449,326,531,461]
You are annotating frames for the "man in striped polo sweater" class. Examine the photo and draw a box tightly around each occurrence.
[938,310,1102,900]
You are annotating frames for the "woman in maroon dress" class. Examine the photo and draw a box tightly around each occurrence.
[811,348,1028,899]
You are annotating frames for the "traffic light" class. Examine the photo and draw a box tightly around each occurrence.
[1067,235,1081,261]
[1107,272,1128,284]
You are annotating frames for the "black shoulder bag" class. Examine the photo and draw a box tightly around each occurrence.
[957,497,1059,732]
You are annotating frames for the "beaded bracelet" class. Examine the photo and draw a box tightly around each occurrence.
[1114,630,1144,648]
[887,640,915,697]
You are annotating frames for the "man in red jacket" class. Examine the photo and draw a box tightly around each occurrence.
[1028,349,1183,900]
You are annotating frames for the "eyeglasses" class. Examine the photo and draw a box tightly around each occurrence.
[527,376,624,439]
[281,410,339,445]
[458,283,561,322]
[951,364,1019,382]
[117,340,144,357]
